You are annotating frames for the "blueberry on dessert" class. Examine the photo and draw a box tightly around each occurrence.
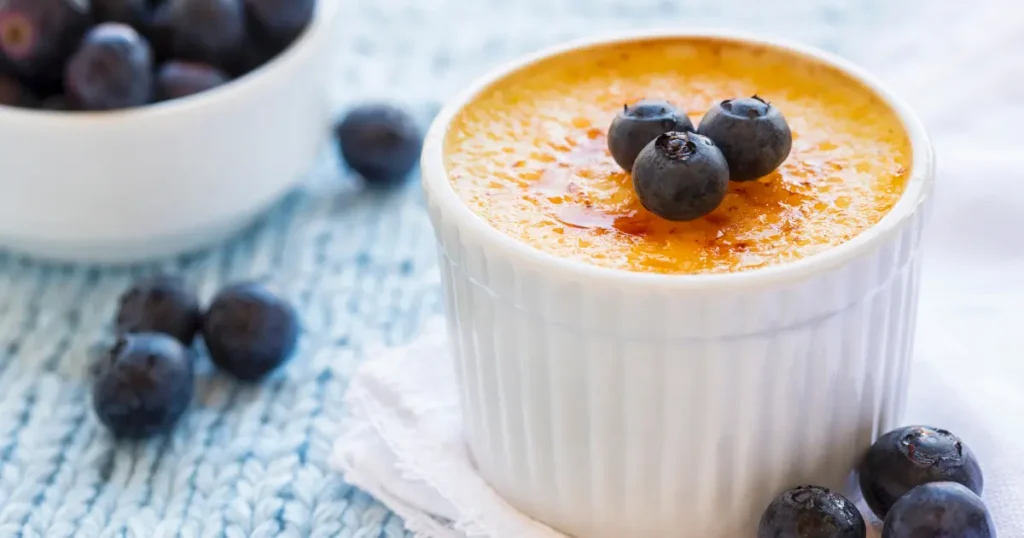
[697,95,792,181]
[758,485,866,538]
[631,131,729,221]
[859,425,984,519]
[881,482,995,538]
[607,98,694,171]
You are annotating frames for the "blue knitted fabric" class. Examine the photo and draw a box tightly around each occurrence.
[0,1,914,536]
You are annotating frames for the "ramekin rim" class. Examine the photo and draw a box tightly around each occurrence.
[0,0,341,123]
[421,27,935,291]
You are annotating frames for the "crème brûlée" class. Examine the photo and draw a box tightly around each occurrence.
[443,38,913,274]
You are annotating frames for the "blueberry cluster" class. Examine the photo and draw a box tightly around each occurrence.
[607,96,792,221]
[92,276,300,439]
[0,0,315,112]
[758,425,994,538]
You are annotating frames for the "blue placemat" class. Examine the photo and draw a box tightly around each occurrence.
[0,1,906,536]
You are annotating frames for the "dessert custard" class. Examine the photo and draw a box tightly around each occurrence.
[444,38,912,274]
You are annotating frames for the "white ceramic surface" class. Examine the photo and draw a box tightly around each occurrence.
[0,1,341,264]
[421,30,935,538]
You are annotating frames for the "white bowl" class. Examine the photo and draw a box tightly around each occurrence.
[0,1,341,264]
[422,30,935,538]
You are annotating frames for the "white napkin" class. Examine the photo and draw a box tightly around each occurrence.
[333,6,1024,535]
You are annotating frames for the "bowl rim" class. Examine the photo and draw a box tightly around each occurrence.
[420,28,936,292]
[0,0,341,122]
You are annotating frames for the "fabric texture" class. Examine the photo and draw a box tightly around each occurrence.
[0,0,1020,536]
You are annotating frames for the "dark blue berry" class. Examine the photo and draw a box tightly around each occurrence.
[0,0,90,80]
[115,275,202,346]
[151,0,245,66]
[155,61,228,101]
[40,93,73,110]
[202,282,299,382]
[92,333,194,439]
[0,74,35,107]
[93,0,167,25]
[759,485,866,538]
[882,482,995,538]
[336,104,423,184]
[859,425,983,519]
[65,23,154,110]
[631,131,729,221]
[697,95,792,182]
[243,0,314,47]
[607,99,694,171]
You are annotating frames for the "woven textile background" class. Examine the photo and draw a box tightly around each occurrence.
[0,1,996,536]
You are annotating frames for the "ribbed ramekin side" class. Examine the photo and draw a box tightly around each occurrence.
[428,189,929,537]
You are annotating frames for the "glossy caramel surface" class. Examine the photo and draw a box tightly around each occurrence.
[444,38,912,274]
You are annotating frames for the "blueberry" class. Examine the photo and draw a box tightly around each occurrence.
[0,0,90,80]
[697,95,793,182]
[0,74,35,107]
[93,0,166,25]
[631,131,729,221]
[336,104,423,184]
[91,333,194,439]
[607,99,694,172]
[40,93,73,110]
[882,482,995,538]
[155,61,228,101]
[202,282,299,382]
[151,0,245,66]
[115,275,202,346]
[65,23,154,111]
[759,485,866,538]
[859,425,983,519]
[243,0,314,47]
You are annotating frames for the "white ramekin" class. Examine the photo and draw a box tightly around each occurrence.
[422,30,934,538]
[0,0,341,264]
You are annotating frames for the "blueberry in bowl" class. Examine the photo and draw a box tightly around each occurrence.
[202,282,300,382]
[0,0,340,264]
[608,98,694,171]
[66,23,154,111]
[859,425,983,519]
[92,333,194,439]
[697,95,792,182]
[0,0,91,82]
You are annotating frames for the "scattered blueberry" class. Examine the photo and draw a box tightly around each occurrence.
[758,485,866,538]
[859,425,984,519]
[151,0,246,66]
[631,131,729,221]
[65,23,154,110]
[115,275,202,346]
[155,61,228,101]
[0,0,90,80]
[607,99,694,171]
[697,95,792,182]
[91,333,194,439]
[243,0,314,47]
[0,74,35,107]
[202,282,299,382]
[882,482,995,538]
[336,103,423,184]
